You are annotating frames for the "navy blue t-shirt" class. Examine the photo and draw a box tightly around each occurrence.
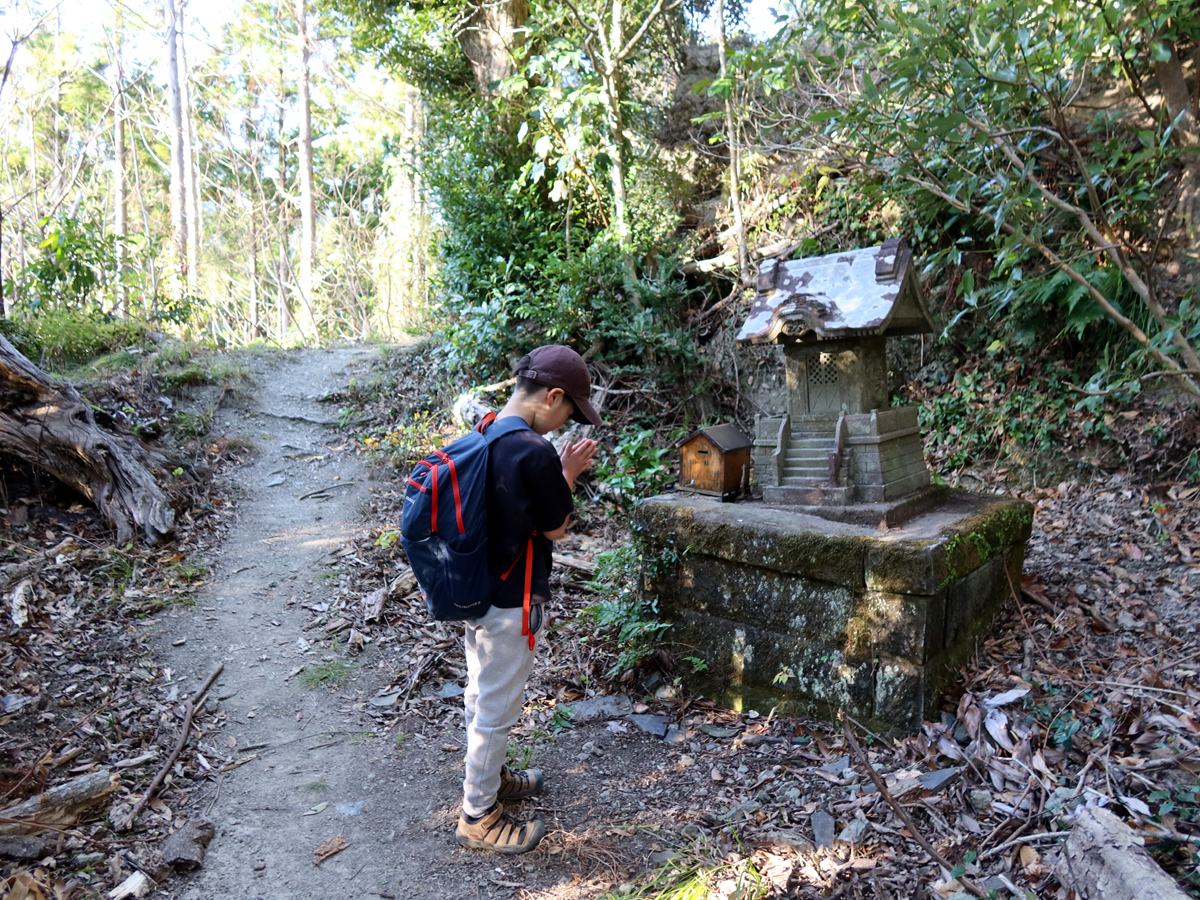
[486,425,574,608]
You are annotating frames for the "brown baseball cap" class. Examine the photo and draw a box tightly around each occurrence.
[517,345,602,426]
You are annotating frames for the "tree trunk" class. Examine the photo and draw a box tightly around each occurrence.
[1154,38,1200,269]
[602,68,631,254]
[457,0,527,98]
[129,117,159,311]
[165,0,188,293]
[51,7,64,205]
[276,52,290,338]
[112,16,128,316]
[0,336,175,544]
[294,0,318,341]
[178,3,202,298]
[715,0,747,284]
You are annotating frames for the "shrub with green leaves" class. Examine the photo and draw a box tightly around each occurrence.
[1,309,148,367]
[422,97,699,395]
[593,429,677,507]
[583,544,670,679]
[739,0,1200,400]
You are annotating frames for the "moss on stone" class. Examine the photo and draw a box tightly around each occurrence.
[633,492,1032,732]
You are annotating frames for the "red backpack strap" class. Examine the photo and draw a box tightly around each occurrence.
[499,530,539,651]
[475,411,497,434]
[432,449,465,536]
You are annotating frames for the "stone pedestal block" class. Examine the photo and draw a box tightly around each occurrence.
[632,492,1034,732]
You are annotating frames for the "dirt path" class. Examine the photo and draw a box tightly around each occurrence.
[157,348,469,899]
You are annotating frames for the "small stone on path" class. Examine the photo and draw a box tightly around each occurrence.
[564,694,631,722]
[628,714,669,737]
[811,809,836,849]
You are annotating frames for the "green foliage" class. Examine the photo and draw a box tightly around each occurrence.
[597,847,767,900]
[915,360,1086,470]
[423,97,699,387]
[302,660,353,691]
[171,407,216,440]
[322,0,474,94]
[156,358,250,394]
[594,429,677,506]
[1149,782,1200,825]
[7,217,141,314]
[0,309,148,367]
[31,311,148,366]
[362,409,440,472]
[583,544,670,678]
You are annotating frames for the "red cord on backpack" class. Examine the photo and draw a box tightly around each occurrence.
[432,449,465,535]
[500,530,538,651]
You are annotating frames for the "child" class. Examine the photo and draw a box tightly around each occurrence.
[455,345,600,854]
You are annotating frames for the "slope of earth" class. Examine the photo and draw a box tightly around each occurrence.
[8,342,1200,900]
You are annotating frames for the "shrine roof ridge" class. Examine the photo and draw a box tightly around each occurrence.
[736,237,934,344]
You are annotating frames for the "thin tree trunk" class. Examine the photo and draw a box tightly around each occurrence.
[51,7,64,205]
[276,55,290,339]
[129,118,158,312]
[715,0,747,284]
[599,0,631,254]
[1154,37,1200,265]
[294,0,317,341]
[112,18,128,316]
[165,0,187,295]
[178,3,201,298]
[4,131,26,313]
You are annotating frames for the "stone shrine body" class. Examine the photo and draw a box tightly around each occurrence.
[743,238,934,511]
[632,239,1034,732]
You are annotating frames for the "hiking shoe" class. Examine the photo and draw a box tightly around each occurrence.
[498,765,544,800]
[456,803,546,854]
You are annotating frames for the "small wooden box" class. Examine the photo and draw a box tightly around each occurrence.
[676,424,753,501]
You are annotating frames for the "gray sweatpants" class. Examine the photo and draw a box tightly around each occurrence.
[462,604,544,817]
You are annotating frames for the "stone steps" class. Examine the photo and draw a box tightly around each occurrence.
[782,453,830,468]
[788,435,836,451]
[783,466,829,481]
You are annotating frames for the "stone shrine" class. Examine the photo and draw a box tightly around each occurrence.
[743,238,934,510]
[633,239,1034,732]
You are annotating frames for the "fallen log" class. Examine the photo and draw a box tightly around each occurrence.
[1055,806,1189,900]
[0,769,120,836]
[0,336,174,544]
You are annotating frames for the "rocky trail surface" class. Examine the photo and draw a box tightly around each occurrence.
[158,347,459,899]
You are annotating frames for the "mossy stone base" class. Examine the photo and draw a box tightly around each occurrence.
[632,492,1033,733]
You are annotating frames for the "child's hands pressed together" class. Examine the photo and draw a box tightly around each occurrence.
[560,438,598,489]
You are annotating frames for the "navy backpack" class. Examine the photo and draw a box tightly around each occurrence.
[400,413,533,625]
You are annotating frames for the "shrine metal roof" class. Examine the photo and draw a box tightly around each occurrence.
[675,424,753,453]
[736,238,934,344]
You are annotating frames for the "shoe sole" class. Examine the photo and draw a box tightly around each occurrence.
[456,821,546,854]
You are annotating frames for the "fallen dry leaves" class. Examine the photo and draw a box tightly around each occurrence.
[311,830,349,865]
